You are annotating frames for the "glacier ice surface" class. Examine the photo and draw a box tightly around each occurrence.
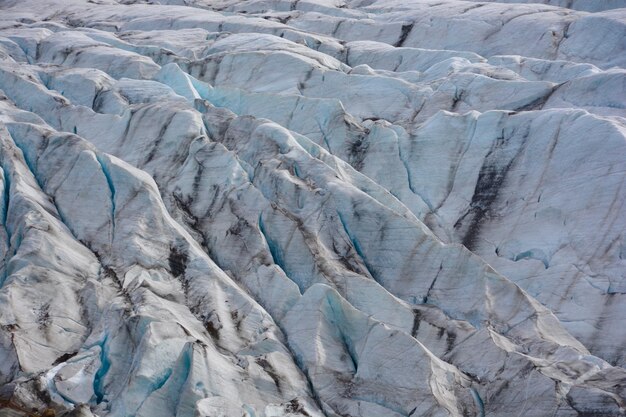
[0,0,625,416]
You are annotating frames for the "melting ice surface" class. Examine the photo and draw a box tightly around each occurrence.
[0,0,625,416]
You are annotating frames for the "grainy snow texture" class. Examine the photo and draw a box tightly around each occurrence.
[0,0,624,416]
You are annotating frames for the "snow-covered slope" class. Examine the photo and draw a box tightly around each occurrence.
[0,1,624,416]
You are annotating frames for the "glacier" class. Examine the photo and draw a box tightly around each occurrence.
[0,0,624,416]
